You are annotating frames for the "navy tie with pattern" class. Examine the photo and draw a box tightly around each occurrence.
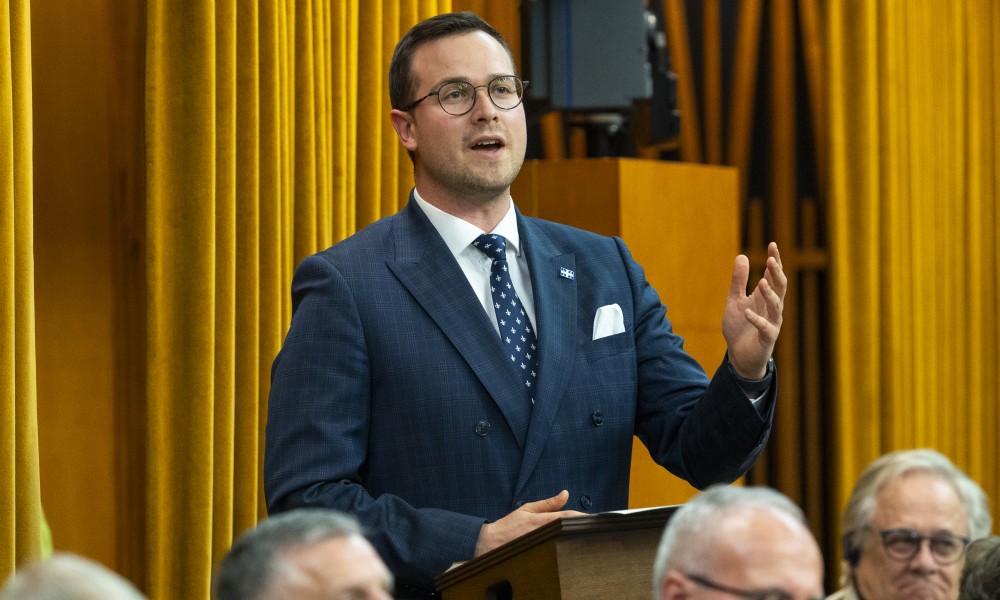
[473,233,539,404]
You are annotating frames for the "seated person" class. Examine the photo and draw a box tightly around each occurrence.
[831,448,992,600]
[0,552,146,600]
[653,484,824,600]
[214,508,392,600]
[959,535,1000,600]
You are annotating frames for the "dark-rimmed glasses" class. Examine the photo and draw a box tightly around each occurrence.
[879,528,970,564]
[684,573,824,600]
[400,76,528,115]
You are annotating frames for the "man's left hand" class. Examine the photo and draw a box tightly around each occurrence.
[722,242,786,379]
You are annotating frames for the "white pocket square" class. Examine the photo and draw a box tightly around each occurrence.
[592,303,625,340]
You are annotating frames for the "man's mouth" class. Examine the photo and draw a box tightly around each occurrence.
[471,138,504,151]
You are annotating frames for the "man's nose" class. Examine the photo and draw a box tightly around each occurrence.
[470,86,499,120]
[910,540,939,572]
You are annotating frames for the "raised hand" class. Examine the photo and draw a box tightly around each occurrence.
[721,242,786,379]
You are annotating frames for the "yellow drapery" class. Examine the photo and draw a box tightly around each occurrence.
[0,0,43,575]
[144,1,449,597]
[828,0,1000,548]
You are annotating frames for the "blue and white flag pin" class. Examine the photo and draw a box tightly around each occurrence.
[559,267,575,280]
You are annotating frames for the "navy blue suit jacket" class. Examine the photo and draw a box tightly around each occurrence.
[264,196,774,590]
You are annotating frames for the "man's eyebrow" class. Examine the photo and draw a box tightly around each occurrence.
[428,76,470,89]
[427,73,517,89]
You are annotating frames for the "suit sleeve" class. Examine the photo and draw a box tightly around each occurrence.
[619,237,775,488]
[264,253,484,589]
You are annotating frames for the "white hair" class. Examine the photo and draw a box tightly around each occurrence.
[652,485,807,599]
[839,448,992,584]
[0,553,146,600]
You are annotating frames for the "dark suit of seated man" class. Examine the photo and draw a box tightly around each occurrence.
[264,10,787,597]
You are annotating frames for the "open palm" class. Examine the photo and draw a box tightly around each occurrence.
[721,242,786,379]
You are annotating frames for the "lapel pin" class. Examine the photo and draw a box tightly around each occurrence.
[559,267,575,280]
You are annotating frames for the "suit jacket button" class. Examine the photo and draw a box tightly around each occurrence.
[475,420,491,436]
[579,495,593,510]
[591,410,604,426]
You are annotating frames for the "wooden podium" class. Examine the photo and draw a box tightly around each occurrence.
[435,506,679,600]
[511,159,740,509]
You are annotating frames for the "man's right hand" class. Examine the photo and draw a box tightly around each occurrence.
[473,490,587,557]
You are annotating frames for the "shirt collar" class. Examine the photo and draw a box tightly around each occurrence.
[412,188,522,257]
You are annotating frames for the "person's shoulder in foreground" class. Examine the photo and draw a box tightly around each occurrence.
[214,508,393,600]
[831,448,992,600]
[652,484,824,600]
[0,553,146,600]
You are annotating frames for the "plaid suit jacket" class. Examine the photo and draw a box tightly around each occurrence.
[264,195,775,591]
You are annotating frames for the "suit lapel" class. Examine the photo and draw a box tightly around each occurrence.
[387,199,531,448]
[514,215,578,496]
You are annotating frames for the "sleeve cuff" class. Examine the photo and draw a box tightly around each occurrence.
[725,354,775,396]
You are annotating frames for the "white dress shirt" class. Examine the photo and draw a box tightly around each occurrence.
[412,190,537,337]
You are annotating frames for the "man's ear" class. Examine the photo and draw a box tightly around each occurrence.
[390,109,418,153]
[660,571,692,600]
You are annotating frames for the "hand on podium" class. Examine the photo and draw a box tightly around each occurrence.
[473,490,587,557]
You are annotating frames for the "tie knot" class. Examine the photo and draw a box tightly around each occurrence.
[473,234,507,261]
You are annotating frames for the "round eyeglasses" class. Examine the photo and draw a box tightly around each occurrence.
[684,572,825,600]
[400,76,528,116]
[879,529,969,565]
[879,528,971,565]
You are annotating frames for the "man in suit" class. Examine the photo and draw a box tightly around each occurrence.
[653,485,824,600]
[264,11,786,597]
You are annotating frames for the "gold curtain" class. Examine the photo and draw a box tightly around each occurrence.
[144,1,449,597]
[828,0,1000,541]
[0,0,43,575]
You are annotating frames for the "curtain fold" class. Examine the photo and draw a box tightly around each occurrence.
[0,0,43,576]
[145,1,218,596]
[828,0,1000,547]
[232,0,263,537]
